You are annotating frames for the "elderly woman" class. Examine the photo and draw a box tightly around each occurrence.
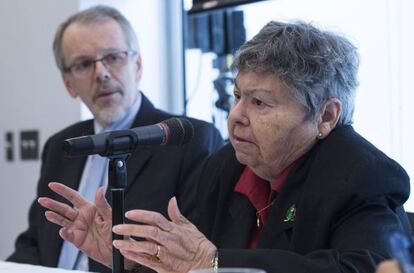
[39,21,411,273]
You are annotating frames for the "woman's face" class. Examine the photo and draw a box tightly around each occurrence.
[228,71,320,182]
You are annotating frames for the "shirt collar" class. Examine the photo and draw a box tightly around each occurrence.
[234,163,295,210]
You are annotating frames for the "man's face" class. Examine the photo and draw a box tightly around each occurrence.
[61,19,142,127]
[227,71,319,182]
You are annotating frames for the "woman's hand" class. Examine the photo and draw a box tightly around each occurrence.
[38,182,113,268]
[112,197,217,273]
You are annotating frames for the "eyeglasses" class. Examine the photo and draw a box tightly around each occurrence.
[64,51,137,79]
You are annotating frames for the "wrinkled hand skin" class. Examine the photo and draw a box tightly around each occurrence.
[38,182,113,268]
[112,197,217,273]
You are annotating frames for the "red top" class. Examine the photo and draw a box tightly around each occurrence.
[234,165,293,248]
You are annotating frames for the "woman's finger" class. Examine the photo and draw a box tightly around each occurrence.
[119,250,157,270]
[113,224,169,244]
[124,210,173,232]
[167,197,191,226]
[59,227,75,244]
[44,210,74,227]
[119,249,169,273]
[48,182,88,208]
[95,187,112,220]
[38,197,78,221]
[113,239,159,257]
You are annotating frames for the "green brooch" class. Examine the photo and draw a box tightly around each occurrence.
[283,204,296,222]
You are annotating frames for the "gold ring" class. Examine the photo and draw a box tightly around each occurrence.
[155,244,161,261]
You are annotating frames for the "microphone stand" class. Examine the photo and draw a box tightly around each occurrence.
[108,154,128,273]
[62,119,193,273]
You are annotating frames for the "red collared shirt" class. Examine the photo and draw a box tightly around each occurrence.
[234,165,293,248]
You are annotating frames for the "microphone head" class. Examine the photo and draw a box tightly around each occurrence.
[161,118,194,146]
[63,136,94,157]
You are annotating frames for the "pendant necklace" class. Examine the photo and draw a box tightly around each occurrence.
[256,200,275,227]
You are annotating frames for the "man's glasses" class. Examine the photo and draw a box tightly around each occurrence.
[64,51,137,79]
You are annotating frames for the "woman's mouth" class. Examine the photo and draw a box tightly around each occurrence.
[233,135,252,143]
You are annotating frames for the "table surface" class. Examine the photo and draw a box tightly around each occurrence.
[0,261,93,273]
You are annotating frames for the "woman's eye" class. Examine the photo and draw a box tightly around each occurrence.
[253,98,264,106]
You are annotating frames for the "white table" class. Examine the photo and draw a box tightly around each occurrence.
[0,261,92,273]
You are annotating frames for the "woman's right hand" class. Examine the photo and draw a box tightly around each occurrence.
[38,182,114,268]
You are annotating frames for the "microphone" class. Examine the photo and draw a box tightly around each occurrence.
[63,117,194,157]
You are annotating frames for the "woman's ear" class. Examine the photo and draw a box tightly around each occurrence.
[317,98,342,139]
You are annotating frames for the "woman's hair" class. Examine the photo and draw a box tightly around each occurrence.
[52,5,139,72]
[232,21,360,125]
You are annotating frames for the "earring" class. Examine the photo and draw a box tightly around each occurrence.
[317,132,323,139]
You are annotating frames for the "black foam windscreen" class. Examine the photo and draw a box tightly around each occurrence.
[161,118,194,146]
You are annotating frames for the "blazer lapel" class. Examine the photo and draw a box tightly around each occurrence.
[60,156,88,191]
[256,153,313,249]
[257,192,297,249]
[219,192,256,248]
[61,122,93,191]
[209,150,255,248]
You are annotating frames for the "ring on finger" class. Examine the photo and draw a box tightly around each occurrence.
[155,244,161,261]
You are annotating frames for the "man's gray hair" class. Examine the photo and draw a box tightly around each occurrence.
[53,5,139,72]
[232,21,360,126]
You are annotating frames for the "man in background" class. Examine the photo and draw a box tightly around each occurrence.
[7,5,223,273]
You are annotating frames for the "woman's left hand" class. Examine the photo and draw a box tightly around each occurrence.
[112,197,217,273]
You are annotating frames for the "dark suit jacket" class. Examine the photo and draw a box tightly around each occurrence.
[8,94,224,273]
[195,125,411,273]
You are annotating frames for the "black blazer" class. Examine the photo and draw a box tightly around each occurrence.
[8,94,224,273]
[195,125,411,273]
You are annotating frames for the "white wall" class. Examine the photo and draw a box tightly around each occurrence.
[0,0,81,260]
